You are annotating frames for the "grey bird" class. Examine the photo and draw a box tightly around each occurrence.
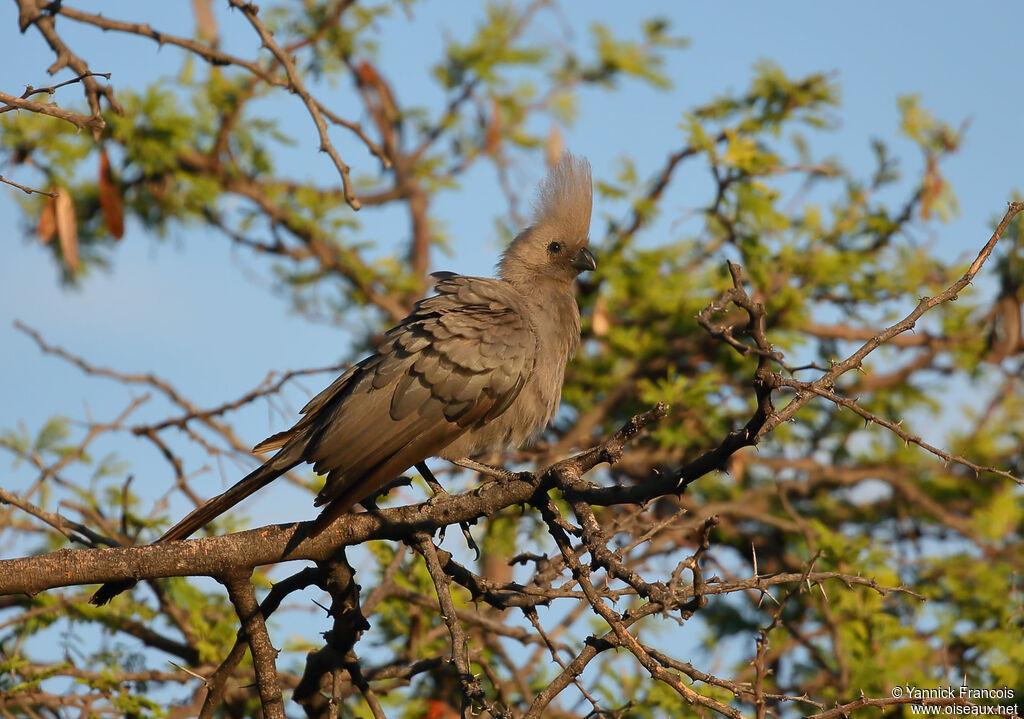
[91,152,595,604]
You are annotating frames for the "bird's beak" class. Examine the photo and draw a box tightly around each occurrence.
[570,246,597,272]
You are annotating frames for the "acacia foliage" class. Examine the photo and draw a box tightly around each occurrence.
[1,2,1022,718]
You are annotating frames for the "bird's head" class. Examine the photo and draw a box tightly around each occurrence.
[498,152,596,286]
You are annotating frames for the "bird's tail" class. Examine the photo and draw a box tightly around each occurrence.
[89,453,298,605]
[157,456,294,542]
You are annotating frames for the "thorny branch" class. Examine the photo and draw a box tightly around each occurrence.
[52,4,390,167]
[228,0,361,210]
[413,533,497,718]
[3,202,1020,717]
[15,0,123,139]
[0,69,113,193]
[0,76,110,131]
[221,569,286,719]
[762,200,1024,480]
[4,6,1021,708]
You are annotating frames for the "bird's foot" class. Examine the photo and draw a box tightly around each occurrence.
[414,462,450,501]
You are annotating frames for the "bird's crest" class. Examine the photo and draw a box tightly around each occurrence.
[496,151,593,284]
[532,152,593,241]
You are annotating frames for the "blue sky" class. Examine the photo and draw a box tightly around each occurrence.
[2,2,1022,543]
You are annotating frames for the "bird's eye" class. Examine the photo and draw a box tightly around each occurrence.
[547,242,563,254]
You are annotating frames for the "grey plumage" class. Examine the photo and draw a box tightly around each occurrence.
[91,153,594,604]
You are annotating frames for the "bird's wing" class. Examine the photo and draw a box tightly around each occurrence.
[289,276,536,515]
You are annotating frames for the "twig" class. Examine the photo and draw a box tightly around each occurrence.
[808,694,975,719]
[220,570,285,719]
[0,486,119,549]
[15,0,123,139]
[759,201,1024,438]
[412,533,495,716]
[53,5,390,166]
[0,89,104,131]
[0,174,57,196]
[777,378,1023,484]
[3,71,112,104]
[228,0,360,209]
[533,495,744,719]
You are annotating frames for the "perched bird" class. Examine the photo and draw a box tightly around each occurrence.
[91,152,595,604]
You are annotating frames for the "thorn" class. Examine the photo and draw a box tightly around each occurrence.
[312,598,330,615]
[168,660,206,682]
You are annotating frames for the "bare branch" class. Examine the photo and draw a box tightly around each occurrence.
[0,174,57,196]
[221,570,285,719]
[0,89,105,131]
[759,201,1024,438]
[15,0,122,139]
[228,0,360,209]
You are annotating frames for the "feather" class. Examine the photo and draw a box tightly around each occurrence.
[91,152,597,606]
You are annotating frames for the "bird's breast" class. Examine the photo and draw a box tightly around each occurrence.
[439,281,580,460]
